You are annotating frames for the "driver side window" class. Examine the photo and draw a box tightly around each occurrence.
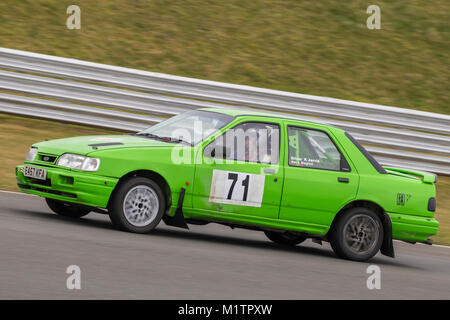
[204,122,280,164]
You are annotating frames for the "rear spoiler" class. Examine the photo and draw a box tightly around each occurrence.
[383,167,437,184]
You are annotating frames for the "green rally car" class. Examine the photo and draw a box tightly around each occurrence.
[15,108,439,261]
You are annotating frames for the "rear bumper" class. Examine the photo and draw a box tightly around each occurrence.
[15,164,118,208]
[388,212,439,243]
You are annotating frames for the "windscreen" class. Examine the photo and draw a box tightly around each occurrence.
[139,110,234,145]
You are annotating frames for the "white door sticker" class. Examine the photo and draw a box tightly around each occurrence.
[209,170,265,207]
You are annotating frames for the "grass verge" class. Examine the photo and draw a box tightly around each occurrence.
[0,113,118,191]
[1,113,449,245]
[0,0,448,114]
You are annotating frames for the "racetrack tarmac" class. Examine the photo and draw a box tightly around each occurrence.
[0,191,449,299]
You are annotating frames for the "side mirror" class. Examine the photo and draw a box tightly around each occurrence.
[209,145,231,159]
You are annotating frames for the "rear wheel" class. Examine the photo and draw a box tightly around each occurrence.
[264,231,307,246]
[45,198,91,218]
[329,207,383,261]
[108,177,165,233]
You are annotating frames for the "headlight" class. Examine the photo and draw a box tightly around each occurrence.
[56,154,101,172]
[82,157,101,172]
[25,147,38,161]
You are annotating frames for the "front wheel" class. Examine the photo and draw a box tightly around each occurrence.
[45,198,91,218]
[329,208,383,261]
[108,177,165,233]
[264,231,307,246]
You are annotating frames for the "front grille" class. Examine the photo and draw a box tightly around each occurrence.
[37,153,57,163]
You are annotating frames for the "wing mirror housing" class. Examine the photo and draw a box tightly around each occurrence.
[208,144,231,159]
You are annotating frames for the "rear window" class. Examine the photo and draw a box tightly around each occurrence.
[345,132,386,174]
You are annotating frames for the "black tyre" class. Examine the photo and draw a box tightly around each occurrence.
[45,198,91,218]
[108,177,165,233]
[329,207,383,261]
[264,231,307,246]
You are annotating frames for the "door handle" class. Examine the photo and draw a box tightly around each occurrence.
[338,177,349,183]
[264,168,276,174]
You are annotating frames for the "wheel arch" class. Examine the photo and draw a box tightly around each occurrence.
[333,200,386,225]
[329,199,395,258]
[108,169,172,210]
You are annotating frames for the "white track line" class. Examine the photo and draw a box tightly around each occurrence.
[0,189,37,196]
[395,240,450,249]
[1,189,449,249]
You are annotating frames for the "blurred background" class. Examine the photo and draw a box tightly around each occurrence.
[0,0,449,244]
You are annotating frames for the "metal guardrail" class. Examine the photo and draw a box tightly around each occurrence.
[0,48,449,174]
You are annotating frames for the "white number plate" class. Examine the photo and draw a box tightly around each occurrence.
[209,170,265,207]
[24,166,47,180]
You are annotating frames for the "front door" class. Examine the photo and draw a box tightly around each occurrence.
[192,118,284,220]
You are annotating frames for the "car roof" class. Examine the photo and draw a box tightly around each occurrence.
[198,107,341,131]
[199,107,295,118]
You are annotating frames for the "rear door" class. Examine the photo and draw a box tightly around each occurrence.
[279,122,359,230]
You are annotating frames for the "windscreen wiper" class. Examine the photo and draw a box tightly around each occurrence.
[164,137,192,146]
[133,132,163,140]
[133,133,192,146]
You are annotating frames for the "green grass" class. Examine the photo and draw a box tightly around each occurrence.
[434,176,450,246]
[0,0,448,114]
[1,113,449,245]
[0,113,118,191]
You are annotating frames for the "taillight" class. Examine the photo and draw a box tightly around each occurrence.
[428,198,436,212]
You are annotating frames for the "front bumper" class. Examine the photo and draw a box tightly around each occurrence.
[16,164,119,208]
[388,212,439,243]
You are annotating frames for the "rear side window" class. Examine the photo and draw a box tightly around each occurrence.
[345,132,386,174]
[287,126,348,171]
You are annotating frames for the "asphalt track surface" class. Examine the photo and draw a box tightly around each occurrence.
[0,191,449,299]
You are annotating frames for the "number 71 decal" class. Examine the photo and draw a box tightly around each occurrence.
[209,170,265,207]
